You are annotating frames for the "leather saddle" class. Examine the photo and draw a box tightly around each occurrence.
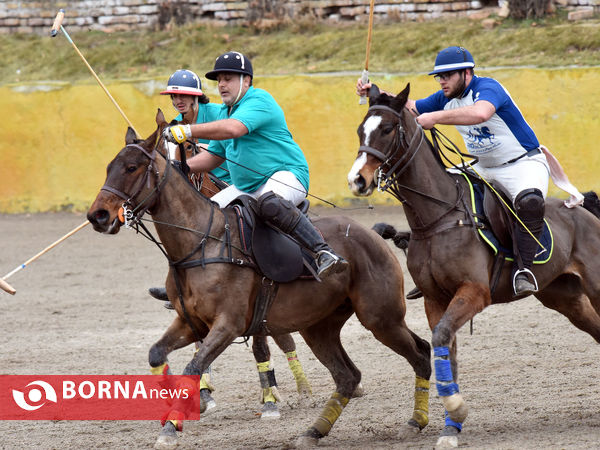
[229,195,317,283]
[460,172,552,264]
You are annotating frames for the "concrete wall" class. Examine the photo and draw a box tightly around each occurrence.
[1,69,599,213]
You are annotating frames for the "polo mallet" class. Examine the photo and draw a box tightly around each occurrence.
[0,11,140,295]
[359,0,376,105]
[0,221,91,295]
[51,9,139,136]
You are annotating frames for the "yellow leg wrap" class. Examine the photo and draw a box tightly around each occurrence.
[286,351,312,395]
[313,392,349,437]
[200,373,215,392]
[412,376,430,428]
[257,361,270,372]
[150,363,168,375]
[257,361,281,403]
[261,387,280,403]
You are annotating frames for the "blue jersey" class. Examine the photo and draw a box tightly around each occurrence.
[175,103,231,183]
[416,75,539,168]
[208,86,309,193]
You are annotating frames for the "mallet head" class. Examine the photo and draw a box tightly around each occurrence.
[51,9,65,37]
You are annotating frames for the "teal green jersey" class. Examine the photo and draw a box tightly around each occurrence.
[208,86,309,193]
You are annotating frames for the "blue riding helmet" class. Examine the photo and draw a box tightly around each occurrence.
[428,46,475,75]
[160,69,203,96]
[205,51,253,80]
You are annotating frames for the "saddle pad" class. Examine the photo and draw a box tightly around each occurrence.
[462,174,553,264]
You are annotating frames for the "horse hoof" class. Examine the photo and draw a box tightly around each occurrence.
[295,434,319,448]
[296,381,313,399]
[352,382,365,398]
[200,389,216,414]
[397,421,422,440]
[435,435,458,448]
[154,434,178,450]
[260,401,280,419]
[442,393,468,423]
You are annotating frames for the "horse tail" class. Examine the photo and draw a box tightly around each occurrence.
[372,223,411,252]
[582,191,600,219]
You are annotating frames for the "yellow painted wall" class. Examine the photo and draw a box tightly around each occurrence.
[1,68,598,213]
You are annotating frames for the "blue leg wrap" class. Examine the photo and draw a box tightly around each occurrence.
[445,410,462,431]
[434,346,459,396]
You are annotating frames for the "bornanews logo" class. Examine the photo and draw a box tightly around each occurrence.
[0,375,200,420]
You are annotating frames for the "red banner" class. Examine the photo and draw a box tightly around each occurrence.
[0,375,201,421]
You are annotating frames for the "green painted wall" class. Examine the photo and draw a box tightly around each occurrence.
[1,68,598,213]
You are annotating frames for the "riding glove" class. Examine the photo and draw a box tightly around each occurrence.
[163,124,191,144]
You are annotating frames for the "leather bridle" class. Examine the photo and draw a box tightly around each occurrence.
[357,105,425,193]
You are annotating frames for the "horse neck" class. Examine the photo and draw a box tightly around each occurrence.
[396,114,461,229]
[150,157,227,261]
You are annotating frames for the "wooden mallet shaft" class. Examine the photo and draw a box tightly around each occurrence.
[0,220,90,295]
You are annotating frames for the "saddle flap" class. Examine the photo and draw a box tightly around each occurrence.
[230,195,305,283]
[252,219,304,283]
[482,184,512,248]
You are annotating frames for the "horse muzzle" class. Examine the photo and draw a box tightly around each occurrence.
[87,208,122,234]
[348,174,374,197]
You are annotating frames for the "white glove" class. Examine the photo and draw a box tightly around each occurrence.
[163,124,191,144]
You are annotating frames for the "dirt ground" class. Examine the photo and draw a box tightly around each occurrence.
[1,206,599,449]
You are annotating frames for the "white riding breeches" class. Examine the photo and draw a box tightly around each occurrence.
[473,153,550,202]
[211,171,308,209]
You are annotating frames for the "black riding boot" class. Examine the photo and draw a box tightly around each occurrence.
[257,192,348,279]
[512,189,545,296]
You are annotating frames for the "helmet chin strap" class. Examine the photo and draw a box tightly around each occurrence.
[233,74,244,105]
[226,74,245,111]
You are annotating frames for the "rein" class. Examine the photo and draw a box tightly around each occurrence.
[101,137,254,342]
[360,104,476,235]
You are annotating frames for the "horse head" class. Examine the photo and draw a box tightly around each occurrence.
[347,83,418,196]
[87,109,171,234]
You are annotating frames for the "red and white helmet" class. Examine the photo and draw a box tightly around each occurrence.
[160,69,203,96]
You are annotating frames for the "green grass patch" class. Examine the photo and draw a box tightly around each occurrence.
[3,16,600,85]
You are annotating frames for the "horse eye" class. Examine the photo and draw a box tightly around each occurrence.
[126,165,137,173]
[382,125,394,134]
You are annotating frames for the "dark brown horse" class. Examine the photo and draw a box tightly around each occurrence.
[87,110,431,449]
[163,134,313,418]
[347,84,600,448]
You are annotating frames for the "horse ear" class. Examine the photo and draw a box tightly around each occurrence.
[125,127,137,144]
[391,83,410,111]
[368,84,381,106]
[156,108,167,127]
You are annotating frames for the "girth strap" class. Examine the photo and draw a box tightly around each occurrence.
[243,278,279,337]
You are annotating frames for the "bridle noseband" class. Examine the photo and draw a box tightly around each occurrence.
[100,141,168,227]
[358,105,425,192]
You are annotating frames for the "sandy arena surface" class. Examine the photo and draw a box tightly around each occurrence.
[1,206,599,449]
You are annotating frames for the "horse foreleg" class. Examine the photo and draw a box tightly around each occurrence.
[426,282,490,444]
[149,316,202,374]
[152,317,207,450]
[272,333,313,399]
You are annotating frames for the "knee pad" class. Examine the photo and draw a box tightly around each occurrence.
[257,192,301,234]
[514,188,545,224]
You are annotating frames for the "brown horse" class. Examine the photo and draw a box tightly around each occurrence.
[347,84,600,448]
[162,135,313,418]
[87,110,432,449]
